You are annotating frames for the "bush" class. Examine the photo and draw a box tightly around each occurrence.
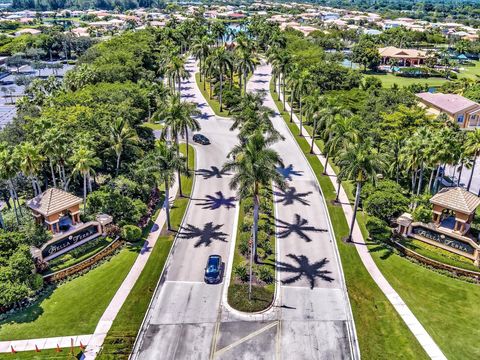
[364,190,409,222]
[412,205,433,223]
[366,216,391,242]
[234,263,249,282]
[121,225,142,242]
[242,215,253,232]
[257,266,274,284]
[239,236,250,256]
[243,198,253,213]
[257,248,266,259]
[258,219,270,233]
[257,230,269,244]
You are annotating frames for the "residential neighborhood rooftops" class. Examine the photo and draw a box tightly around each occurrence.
[416,92,479,115]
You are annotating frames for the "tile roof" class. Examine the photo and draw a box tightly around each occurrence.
[430,187,480,215]
[378,46,427,58]
[416,92,479,115]
[27,188,82,217]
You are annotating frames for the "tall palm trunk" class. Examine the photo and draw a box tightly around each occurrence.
[0,211,4,229]
[253,192,259,263]
[335,178,342,203]
[289,95,293,123]
[427,169,435,194]
[416,164,424,196]
[175,135,183,197]
[243,73,247,96]
[348,182,362,242]
[467,154,477,191]
[239,70,243,95]
[116,153,121,177]
[49,159,57,187]
[31,178,38,196]
[219,72,223,112]
[310,118,316,154]
[298,97,303,136]
[185,127,190,171]
[278,73,281,96]
[165,179,171,230]
[8,180,19,225]
[457,164,464,186]
[83,173,87,214]
[323,152,329,175]
[178,75,181,95]
[282,76,286,110]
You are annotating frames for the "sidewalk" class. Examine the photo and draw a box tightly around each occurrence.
[275,86,447,360]
[0,183,178,357]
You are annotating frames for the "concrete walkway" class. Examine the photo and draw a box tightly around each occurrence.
[0,183,178,356]
[273,74,447,360]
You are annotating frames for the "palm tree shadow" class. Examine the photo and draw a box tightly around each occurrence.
[178,222,228,247]
[276,214,327,242]
[276,164,303,181]
[276,254,334,289]
[367,241,394,260]
[197,191,236,210]
[196,166,230,179]
[274,186,312,206]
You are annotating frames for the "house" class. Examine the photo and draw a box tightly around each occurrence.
[416,92,480,128]
[379,46,427,66]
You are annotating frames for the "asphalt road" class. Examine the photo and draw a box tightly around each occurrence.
[245,62,358,359]
[132,58,239,360]
[132,59,358,360]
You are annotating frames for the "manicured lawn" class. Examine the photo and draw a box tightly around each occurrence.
[0,246,139,340]
[270,82,428,359]
[0,348,82,359]
[97,144,195,360]
[369,244,480,360]
[227,188,276,312]
[369,73,449,88]
[458,60,480,80]
[400,238,479,272]
[195,73,230,117]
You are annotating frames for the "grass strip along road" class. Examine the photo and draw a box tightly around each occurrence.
[0,348,83,360]
[195,73,230,117]
[97,143,195,359]
[269,80,428,360]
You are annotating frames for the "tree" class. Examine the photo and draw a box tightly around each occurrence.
[287,69,311,135]
[352,38,381,71]
[465,129,480,192]
[109,118,141,177]
[337,140,386,242]
[207,47,233,112]
[0,147,21,224]
[223,131,286,261]
[143,142,187,231]
[15,142,44,196]
[235,48,258,96]
[6,53,29,73]
[192,35,213,85]
[165,55,189,95]
[70,146,100,212]
[157,94,201,174]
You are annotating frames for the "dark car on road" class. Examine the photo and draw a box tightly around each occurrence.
[193,133,210,145]
[204,255,222,284]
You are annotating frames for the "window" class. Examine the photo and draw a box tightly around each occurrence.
[457,114,464,123]
[470,115,478,127]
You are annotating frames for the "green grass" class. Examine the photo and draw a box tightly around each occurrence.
[369,73,449,88]
[270,82,428,359]
[369,243,480,360]
[0,348,82,360]
[195,73,230,117]
[457,60,480,80]
[400,238,479,272]
[0,246,139,341]
[141,122,163,131]
[97,144,195,360]
[227,188,276,312]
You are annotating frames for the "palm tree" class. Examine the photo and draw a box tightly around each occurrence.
[41,127,61,188]
[337,140,386,242]
[109,118,141,177]
[465,129,480,192]
[223,131,286,261]
[146,142,187,231]
[165,55,189,95]
[0,147,20,224]
[235,49,258,96]
[208,47,233,112]
[191,35,213,84]
[303,90,324,154]
[70,146,100,212]
[157,94,201,173]
[15,142,45,196]
[269,50,291,109]
[211,21,226,46]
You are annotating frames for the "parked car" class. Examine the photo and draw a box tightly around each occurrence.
[193,133,210,145]
[204,255,222,284]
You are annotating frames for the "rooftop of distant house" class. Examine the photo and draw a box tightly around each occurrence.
[416,92,480,115]
[378,46,427,59]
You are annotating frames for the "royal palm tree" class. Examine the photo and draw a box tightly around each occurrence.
[211,21,227,46]
[0,147,20,224]
[465,128,480,192]
[147,142,187,231]
[235,49,258,96]
[157,94,201,173]
[192,35,213,84]
[208,47,233,112]
[223,131,286,261]
[109,118,141,177]
[70,146,100,212]
[337,140,386,242]
[303,90,324,154]
[165,55,189,94]
[41,127,61,188]
[15,142,45,196]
